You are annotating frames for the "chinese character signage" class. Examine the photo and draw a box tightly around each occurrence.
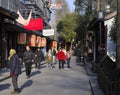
[27,35,36,47]
[41,37,46,47]
[36,36,41,47]
[52,41,57,48]
[17,33,26,44]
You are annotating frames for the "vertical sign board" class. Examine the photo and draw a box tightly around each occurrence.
[36,36,41,47]
[27,35,36,47]
[17,33,26,44]
[52,41,57,48]
[41,37,46,47]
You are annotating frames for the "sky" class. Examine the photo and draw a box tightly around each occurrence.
[66,0,75,12]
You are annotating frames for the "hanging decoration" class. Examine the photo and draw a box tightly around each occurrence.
[17,33,26,44]
[16,10,43,31]
[52,41,57,48]
[24,18,43,31]
[41,37,46,47]
[36,36,41,47]
[48,0,62,11]
[27,35,36,47]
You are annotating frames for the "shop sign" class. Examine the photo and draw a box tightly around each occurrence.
[17,33,26,44]
[36,36,41,47]
[42,29,54,36]
[52,41,57,48]
[41,37,46,47]
[27,35,36,47]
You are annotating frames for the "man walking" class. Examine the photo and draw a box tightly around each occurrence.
[34,48,43,69]
[23,46,34,79]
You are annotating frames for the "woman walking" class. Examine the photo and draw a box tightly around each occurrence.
[46,49,53,70]
[66,49,72,68]
[8,49,21,94]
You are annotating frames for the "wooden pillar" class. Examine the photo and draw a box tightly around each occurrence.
[1,22,7,68]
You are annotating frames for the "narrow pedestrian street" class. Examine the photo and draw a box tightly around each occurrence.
[0,57,92,95]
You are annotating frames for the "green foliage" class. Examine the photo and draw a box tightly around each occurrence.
[57,13,78,42]
[75,15,87,41]
[108,0,117,10]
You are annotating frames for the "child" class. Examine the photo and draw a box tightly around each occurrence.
[46,49,53,70]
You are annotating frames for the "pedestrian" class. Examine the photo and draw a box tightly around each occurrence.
[23,46,34,79]
[66,49,72,68]
[57,48,66,69]
[46,49,53,70]
[8,49,21,94]
[34,48,43,69]
[52,47,57,64]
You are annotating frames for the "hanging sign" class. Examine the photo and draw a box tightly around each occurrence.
[36,36,41,47]
[17,33,26,44]
[52,41,57,48]
[27,35,36,47]
[16,10,44,31]
[41,37,46,47]
[42,29,54,36]
[50,3,62,10]
[24,18,44,31]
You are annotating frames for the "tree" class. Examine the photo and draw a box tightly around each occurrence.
[57,13,77,42]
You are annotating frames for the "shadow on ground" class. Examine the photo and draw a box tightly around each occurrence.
[0,83,11,91]
[20,80,33,92]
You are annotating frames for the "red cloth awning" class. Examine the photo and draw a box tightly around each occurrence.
[24,18,43,31]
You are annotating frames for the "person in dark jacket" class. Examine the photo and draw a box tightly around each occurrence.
[8,49,21,94]
[23,46,34,79]
[34,48,43,69]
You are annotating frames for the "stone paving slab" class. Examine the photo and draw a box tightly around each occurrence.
[0,61,47,82]
[0,57,92,95]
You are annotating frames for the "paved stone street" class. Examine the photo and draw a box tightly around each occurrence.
[0,57,92,95]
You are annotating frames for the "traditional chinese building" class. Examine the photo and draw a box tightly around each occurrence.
[0,0,51,68]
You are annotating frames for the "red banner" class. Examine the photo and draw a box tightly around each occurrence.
[24,18,43,31]
[17,33,26,44]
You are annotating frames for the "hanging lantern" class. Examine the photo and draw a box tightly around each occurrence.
[41,37,46,47]
[17,33,26,44]
[27,35,36,47]
[36,36,41,47]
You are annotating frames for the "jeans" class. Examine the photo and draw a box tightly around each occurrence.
[48,63,52,69]
[67,57,71,68]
